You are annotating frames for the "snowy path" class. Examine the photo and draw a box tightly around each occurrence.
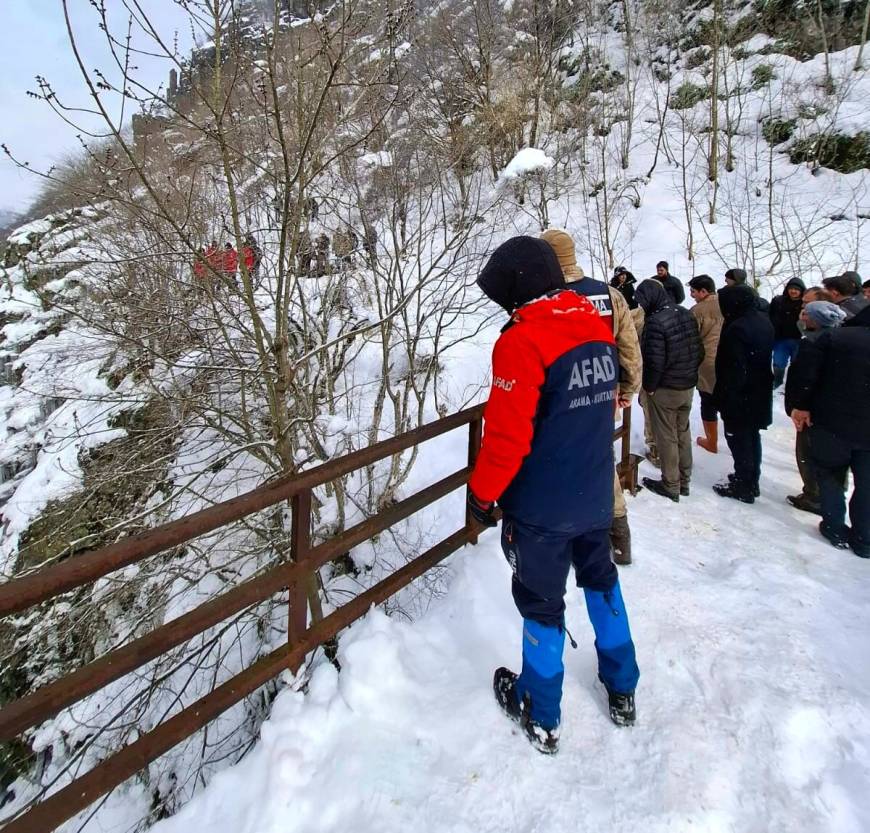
[152,410,870,833]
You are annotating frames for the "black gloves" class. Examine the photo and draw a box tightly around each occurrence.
[467,491,497,528]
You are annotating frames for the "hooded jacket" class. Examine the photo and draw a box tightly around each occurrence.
[635,280,703,392]
[477,235,564,313]
[769,277,807,340]
[470,240,617,533]
[610,269,637,309]
[713,285,775,430]
[784,304,870,446]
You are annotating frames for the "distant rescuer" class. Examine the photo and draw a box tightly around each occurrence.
[465,235,640,755]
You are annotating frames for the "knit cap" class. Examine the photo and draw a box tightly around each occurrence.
[805,300,847,329]
[540,229,584,281]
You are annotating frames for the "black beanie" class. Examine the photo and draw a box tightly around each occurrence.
[477,236,565,313]
[724,267,747,285]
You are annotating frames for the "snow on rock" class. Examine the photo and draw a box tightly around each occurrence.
[150,407,870,833]
[498,147,555,182]
[7,218,53,247]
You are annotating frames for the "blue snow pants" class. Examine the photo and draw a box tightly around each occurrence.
[501,517,640,729]
[772,338,800,371]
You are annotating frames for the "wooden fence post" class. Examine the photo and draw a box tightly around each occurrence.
[466,416,483,544]
[288,489,311,672]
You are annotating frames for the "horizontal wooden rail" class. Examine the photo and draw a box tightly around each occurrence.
[0,405,484,618]
[0,466,471,743]
[0,525,478,833]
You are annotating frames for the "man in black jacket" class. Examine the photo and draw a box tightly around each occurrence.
[651,261,685,305]
[784,297,845,515]
[785,305,870,557]
[635,280,703,501]
[769,277,806,389]
[712,285,775,503]
[724,267,770,313]
[822,274,870,320]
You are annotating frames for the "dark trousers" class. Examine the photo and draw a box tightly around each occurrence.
[810,427,870,551]
[501,519,617,625]
[795,428,819,502]
[699,390,718,422]
[724,424,762,488]
[501,517,640,700]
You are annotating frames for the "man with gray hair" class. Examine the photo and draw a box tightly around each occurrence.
[784,299,846,514]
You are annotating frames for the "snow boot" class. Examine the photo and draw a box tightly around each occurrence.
[786,493,821,515]
[642,477,678,502]
[772,366,786,390]
[610,515,632,566]
[680,483,690,497]
[598,675,637,727]
[728,472,760,498]
[713,479,755,504]
[696,420,718,454]
[493,667,560,755]
[819,521,850,550]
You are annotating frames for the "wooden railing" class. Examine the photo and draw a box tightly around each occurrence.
[0,404,634,832]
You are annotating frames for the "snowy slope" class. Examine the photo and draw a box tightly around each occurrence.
[149,404,870,833]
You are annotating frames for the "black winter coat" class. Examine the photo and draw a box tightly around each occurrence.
[610,272,637,309]
[635,280,703,391]
[784,305,870,446]
[713,285,775,429]
[649,272,685,305]
[768,277,806,340]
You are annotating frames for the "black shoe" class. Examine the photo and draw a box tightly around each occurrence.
[851,542,870,559]
[642,477,679,502]
[599,675,636,727]
[713,480,755,504]
[493,667,559,755]
[680,484,690,497]
[819,521,850,550]
[727,473,760,498]
[786,493,822,516]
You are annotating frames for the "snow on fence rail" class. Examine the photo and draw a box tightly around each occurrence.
[0,404,635,833]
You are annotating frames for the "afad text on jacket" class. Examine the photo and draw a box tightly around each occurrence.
[469,290,617,536]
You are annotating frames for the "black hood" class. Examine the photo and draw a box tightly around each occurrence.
[718,284,757,321]
[477,236,565,313]
[782,277,806,296]
[725,268,747,285]
[612,268,636,285]
[634,279,670,315]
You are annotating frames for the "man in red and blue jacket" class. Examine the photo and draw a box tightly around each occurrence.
[467,236,640,754]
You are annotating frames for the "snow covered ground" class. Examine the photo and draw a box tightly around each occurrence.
[150,402,870,833]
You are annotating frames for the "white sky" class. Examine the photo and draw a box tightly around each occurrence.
[0,0,194,219]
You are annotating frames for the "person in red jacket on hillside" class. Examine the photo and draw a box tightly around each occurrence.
[222,242,239,278]
[466,236,640,755]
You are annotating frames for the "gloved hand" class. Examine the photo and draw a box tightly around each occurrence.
[467,491,497,528]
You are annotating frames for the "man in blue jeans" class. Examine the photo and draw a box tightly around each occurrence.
[786,304,870,557]
[466,236,640,755]
[769,277,805,389]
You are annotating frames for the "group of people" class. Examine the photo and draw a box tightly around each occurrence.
[193,235,262,281]
[463,229,869,756]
